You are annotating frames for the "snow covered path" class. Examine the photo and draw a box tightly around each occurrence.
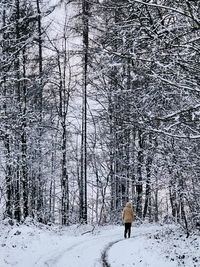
[34,229,122,267]
[31,225,174,267]
[0,222,199,267]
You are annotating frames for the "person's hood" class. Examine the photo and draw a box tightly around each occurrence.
[125,202,132,208]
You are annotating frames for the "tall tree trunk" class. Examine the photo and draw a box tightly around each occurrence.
[131,129,136,206]
[124,56,131,204]
[136,130,143,218]
[80,0,89,223]
[143,156,152,220]
[14,0,29,221]
[143,135,153,220]
[5,135,13,218]
[169,171,177,220]
[49,142,56,223]
[36,0,44,222]
[61,126,69,225]
[2,4,14,220]
[14,151,21,221]
[21,48,29,219]
[109,93,117,221]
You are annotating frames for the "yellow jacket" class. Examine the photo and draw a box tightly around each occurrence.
[122,202,134,223]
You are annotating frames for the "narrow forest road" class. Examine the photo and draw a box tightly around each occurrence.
[2,223,197,267]
[32,225,177,267]
[33,229,122,267]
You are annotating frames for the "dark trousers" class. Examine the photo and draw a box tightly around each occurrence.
[124,223,131,238]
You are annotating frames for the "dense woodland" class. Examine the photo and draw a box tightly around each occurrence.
[0,0,200,231]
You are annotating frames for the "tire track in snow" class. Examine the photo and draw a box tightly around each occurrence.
[34,232,121,267]
[33,240,85,267]
[43,238,97,267]
[101,232,152,267]
[101,239,123,267]
[35,237,100,267]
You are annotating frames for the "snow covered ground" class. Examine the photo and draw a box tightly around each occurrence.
[0,220,199,267]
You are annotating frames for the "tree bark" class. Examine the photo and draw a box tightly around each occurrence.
[80,0,89,223]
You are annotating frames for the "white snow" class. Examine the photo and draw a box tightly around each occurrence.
[0,220,199,267]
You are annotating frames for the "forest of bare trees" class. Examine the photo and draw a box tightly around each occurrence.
[0,0,200,232]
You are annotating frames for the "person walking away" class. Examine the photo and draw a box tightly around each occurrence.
[122,202,134,238]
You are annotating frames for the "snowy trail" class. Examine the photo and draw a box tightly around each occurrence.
[2,223,198,267]
[33,225,176,267]
[34,230,122,267]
